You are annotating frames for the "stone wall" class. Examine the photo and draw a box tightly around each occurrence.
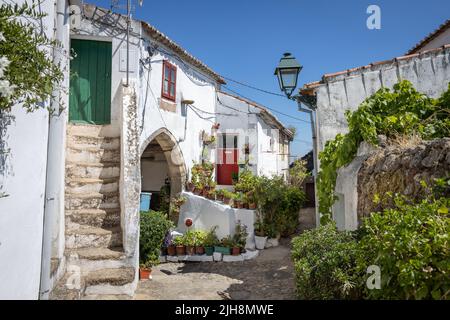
[357,137,450,220]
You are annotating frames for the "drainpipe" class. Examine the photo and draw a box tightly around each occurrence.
[39,0,66,300]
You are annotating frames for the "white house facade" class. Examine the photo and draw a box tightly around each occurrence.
[0,0,296,299]
[216,91,293,184]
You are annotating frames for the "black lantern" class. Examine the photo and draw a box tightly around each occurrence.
[274,52,302,98]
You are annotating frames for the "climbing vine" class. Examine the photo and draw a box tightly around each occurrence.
[317,80,450,224]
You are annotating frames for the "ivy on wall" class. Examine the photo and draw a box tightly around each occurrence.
[317,80,450,224]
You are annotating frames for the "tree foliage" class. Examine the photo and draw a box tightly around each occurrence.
[0,1,63,111]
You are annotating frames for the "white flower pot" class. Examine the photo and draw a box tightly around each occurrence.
[213,252,223,262]
[255,236,267,250]
[265,237,279,248]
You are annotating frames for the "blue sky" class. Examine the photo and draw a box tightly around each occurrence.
[90,0,450,159]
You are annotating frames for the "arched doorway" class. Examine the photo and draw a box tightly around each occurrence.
[140,128,186,212]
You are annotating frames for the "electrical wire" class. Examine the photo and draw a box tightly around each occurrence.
[223,86,311,124]
[221,75,286,98]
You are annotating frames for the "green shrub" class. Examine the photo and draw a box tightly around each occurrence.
[139,211,174,267]
[255,175,305,237]
[317,81,450,223]
[292,180,450,300]
[357,186,450,300]
[291,223,363,299]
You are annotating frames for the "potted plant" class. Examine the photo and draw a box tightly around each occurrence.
[233,221,248,254]
[193,230,207,255]
[193,182,203,196]
[231,172,239,185]
[234,193,244,209]
[139,211,174,278]
[215,236,233,255]
[187,181,195,192]
[215,189,224,202]
[206,190,215,200]
[139,261,152,280]
[222,190,234,205]
[163,232,176,256]
[184,230,196,255]
[204,226,219,256]
[173,236,186,255]
[254,220,267,250]
[246,191,257,209]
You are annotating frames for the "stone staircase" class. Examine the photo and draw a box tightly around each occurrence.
[51,124,135,300]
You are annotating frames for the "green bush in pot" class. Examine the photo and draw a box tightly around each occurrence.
[140,211,174,267]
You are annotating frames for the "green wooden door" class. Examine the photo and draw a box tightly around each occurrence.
[69,39,112,124]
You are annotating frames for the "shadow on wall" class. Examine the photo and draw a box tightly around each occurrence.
[0,109,15,196]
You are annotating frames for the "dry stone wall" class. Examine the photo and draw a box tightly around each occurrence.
[357,137,450,220]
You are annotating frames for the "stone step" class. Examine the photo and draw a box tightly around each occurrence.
[65,247,131,274]
[49,274,84,300]
[84,267,135,296]
[65,177,119,194]
[67,135,120,150]
[65,192,120,210]
[66,208,121,229]
[67,247,126,261]
[66,161,120,179]
[67,123,119,138]
[66,146,120,163]
[65,226,122,249]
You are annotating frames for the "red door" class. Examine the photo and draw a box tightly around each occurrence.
[217,135,239,185]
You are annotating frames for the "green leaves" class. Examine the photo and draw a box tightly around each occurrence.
[293,182,450,300]
[0,2,63,111]
[317,81,450,221]
[139,211,174,267]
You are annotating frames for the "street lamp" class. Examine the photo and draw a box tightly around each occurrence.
[274,52,317,108]
[274,53,302,98]
[274,52,318,174]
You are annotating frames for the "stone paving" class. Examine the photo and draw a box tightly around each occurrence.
[133,207,316,300]
[134,238,297,300]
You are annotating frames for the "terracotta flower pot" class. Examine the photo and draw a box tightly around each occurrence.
[193,188,202,196]
[231,247,240,256]
[236,201,243,209]
[139,268,151,280]
[195,246,205,255]
[187,183,195,192]
[223,197,231,205]
[248,203,257,209]
[167,245,176,256]
[243,203,249,209]
[186,245,196,255]
[176,245,186,255]
[217,194,224,202]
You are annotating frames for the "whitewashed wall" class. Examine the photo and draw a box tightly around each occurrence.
[0,0,70,300]
[312,46,450,227]
[315,47,450,155]
[417,28,450,52]
[138,34,219,179]
[141,158,169,191]
[216,92,290,178]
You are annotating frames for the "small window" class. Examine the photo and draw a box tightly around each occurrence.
[161,60,176,101]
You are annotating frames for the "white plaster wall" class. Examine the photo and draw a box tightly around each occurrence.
[257,120,279,177]
[141,159,169,191]
[0,0,57,299]
[178,192,256,249]
[419,28,450,52]
[139,32,218,179]
[313,47,450,228]
[315,48,450,155]
[216,92,288,178]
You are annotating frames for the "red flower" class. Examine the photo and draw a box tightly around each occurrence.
[185,218,193,227]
